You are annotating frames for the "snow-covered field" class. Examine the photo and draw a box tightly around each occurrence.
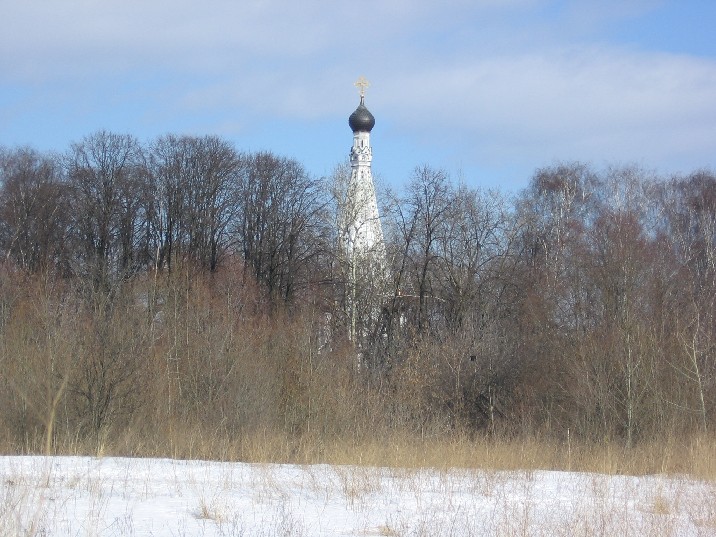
[1,456,715,536]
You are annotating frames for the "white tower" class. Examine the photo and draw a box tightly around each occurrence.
[340,77,387,343]
[343,77,385,260]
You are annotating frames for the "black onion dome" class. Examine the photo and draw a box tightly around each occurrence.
[348,98,375,132]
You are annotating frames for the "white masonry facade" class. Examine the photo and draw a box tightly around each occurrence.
[341,78,387,343]
[343,81,385,261]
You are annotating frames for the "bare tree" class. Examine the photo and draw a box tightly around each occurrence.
[236,151,326,304]
[65,131,147,294]
[0,147,69,273]
[147,135,240,273]
[389,165,453,333]
[660,171,716,433]
[435,185,510,330]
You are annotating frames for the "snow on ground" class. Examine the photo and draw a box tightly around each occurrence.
[1,456,715,536]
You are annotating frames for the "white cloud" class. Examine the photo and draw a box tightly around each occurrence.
[370,45,716,171]
[1,0,542,81]
[1,0,714,182]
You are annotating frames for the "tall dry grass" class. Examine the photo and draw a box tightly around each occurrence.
[12,423,715,481]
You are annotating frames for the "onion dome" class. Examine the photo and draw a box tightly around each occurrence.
[348,96,375,132]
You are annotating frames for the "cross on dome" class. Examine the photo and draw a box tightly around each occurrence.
[354,76,370,103]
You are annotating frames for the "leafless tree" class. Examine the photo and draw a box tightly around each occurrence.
[147,135,240,273]
[0,147,69,273]
[65,131,147,294]
[236,151,327,304]
[388,165,453,333]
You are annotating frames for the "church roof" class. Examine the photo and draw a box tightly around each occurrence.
[348,97,375,133]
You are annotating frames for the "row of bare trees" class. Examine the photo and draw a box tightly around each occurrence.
[0,133,326,301]
[0,132,714,451]
[343,162,716,443]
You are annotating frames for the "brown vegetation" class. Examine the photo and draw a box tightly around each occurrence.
[0,137,715,476]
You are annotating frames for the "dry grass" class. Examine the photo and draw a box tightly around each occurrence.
[225,431,716,480]
[12,425,716,481]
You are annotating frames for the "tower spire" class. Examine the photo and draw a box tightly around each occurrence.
[341,78,387,343]
[343,78,384,259]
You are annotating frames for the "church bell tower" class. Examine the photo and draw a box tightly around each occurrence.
[341,77,387,343]
[344,77,385,258]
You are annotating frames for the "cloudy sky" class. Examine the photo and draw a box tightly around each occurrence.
[1,0,715,191]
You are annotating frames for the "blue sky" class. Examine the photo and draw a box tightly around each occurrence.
[1,1,715,193]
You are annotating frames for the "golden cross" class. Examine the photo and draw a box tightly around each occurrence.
[354,76,370,98]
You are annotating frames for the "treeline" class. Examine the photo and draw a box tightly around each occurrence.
[0,131,714,456]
